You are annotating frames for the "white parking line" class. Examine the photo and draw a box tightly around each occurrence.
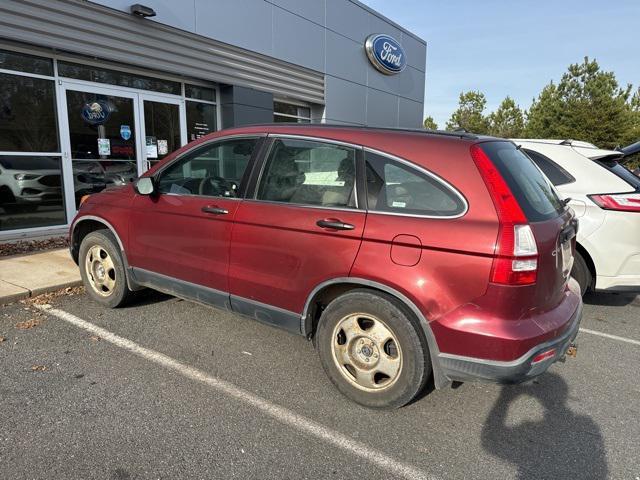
[579,328,640,346]
[36,305,436,480]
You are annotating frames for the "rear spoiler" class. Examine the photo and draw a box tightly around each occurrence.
[618,140,640,159]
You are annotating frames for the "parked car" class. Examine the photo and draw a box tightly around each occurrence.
[513,139,640,295]
[0,156,63,214]
[70,125,582,408]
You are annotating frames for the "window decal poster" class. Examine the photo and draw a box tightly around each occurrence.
[97,138,111,156]
[157,139,168,156]
[146,136,158,159]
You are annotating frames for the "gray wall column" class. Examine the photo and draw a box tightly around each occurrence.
[220,85,274,128]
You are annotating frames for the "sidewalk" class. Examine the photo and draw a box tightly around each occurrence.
[0,249,81,304]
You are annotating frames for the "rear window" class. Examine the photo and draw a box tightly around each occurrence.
[596,159,640,190]
[480,141,565,222]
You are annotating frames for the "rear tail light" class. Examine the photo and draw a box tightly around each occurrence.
[589,192,640,212]
[471,145,538,285]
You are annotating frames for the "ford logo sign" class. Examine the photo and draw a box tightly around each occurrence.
[81,100,111,125]
[365,34,407,75]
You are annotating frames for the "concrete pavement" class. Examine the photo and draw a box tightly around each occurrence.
[0,248,81,304]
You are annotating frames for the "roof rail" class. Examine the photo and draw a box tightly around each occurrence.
[239,123,480,140]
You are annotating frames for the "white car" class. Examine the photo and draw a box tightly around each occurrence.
[512,139,640,295]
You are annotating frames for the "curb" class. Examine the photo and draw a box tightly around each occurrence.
[0,279,83,305]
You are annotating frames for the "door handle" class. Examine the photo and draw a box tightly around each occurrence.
[201,205,229,215]
[316,219,355,230]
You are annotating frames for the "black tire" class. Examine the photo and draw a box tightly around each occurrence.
[79,229,133,308]
[571,250,592,296]
[316,289,431,409]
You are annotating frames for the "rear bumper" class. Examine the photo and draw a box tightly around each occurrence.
[437,302,582,384]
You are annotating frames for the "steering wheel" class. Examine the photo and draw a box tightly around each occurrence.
[198,175,237,197]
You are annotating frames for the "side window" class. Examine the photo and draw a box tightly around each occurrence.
[157,137,258,197]
[365,152,466,217]
[524,149,575,186]
[257,138,357,208]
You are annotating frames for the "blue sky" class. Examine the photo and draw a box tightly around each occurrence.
[362,0,640,128]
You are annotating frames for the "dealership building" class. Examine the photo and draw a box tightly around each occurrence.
[0,0,427,239]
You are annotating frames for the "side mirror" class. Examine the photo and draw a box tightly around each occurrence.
[134,177,156,196]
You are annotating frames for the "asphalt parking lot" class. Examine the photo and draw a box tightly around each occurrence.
[1,288,639,480]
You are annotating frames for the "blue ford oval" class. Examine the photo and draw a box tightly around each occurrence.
[365,34,407,75]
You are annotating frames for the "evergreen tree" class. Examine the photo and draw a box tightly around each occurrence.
[423,116,438,130]
[525,57,633,149]
[488,96,525,138]
[445,91,490,134]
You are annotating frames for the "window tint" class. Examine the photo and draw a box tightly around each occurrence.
[0,155,66,231]
[480,142,564,222]
[58,62,181,95]
[157,138,258,197]
[186,101,217,141]
[273,102,312,123]
[0,73,59,152]
[0,50,53,76]
[524,149,575,186]
[365,152,465,216]
[257,138,356,208]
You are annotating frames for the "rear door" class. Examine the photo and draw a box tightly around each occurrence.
[480,141,575,308]
[228,136,366,329]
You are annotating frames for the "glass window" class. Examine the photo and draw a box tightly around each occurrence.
[143,101,181,168]
[185,84,216,102]
[524,149,575,186]
[0,73,59,152]
[65,90,137,161]
[0,156,66,230]
[273,101,311,123]
[480,141,564,222]
[365,152,466,216]
[157,138,258,197]
[0,50,53,76]
[58,62,181,95]
[257,138,357,208]
[186,101,217,142]
[596,159,640,190]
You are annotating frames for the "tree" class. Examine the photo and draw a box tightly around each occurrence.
[446,91,490,134]
[488,96,525,138]
[525,57,634,149]
[423,116,438,130]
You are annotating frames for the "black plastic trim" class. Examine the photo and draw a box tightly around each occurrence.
[438,302,582,384]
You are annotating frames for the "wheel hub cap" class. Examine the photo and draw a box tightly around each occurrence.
[331,314,403,392]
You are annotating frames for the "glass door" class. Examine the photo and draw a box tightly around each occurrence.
[59,82,142,212]
[138,94,186,171]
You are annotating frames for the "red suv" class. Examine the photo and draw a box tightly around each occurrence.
[70,125,582,408]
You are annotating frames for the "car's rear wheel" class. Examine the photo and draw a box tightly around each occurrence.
[571,250,592,296]
[316,290,431,409]
[79,230,133,308]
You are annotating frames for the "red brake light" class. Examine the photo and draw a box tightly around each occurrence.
[589,193,640,212]
[471,144,538,285]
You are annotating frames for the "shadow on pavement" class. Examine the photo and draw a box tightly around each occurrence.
[126,289,174,308]
[583,290,638,307]
[481,373,607,479]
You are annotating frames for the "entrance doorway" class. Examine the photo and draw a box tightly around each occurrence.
[58,81,188,212]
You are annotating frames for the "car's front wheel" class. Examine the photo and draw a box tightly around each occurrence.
[316,290,431,409]
[79,229,133,308]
